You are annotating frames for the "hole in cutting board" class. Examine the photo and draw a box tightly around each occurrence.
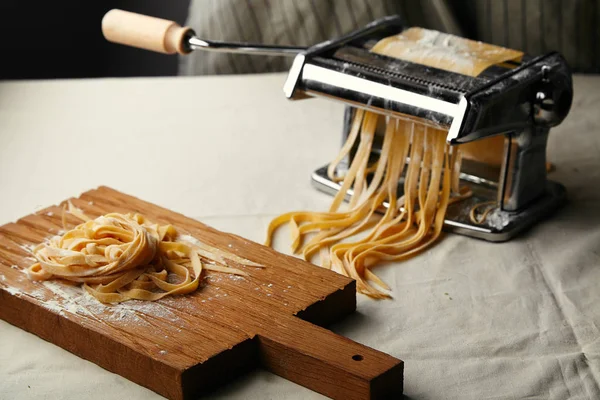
[352,354,364,361]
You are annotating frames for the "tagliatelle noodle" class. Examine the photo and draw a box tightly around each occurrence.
[28,203,262,303]
[266,28,523,299]
[469,201,497,225]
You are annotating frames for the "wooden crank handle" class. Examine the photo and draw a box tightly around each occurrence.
[101,9,193,55]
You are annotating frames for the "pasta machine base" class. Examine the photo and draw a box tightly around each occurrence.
[0,187,403,400]
[312,165,566,242]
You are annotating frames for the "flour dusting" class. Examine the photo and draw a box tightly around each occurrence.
[486,209,511,230]
[4,286,22,296]
[1,277,185,327]
[19,244,34,254]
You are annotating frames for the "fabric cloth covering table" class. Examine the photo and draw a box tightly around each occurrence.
[0,73,599,399]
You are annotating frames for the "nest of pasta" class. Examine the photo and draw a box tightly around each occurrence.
[28,203,261,303]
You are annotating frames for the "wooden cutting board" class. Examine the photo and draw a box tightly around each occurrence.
[0,187,403,400]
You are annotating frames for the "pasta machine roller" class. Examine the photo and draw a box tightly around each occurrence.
[102,10,573,242]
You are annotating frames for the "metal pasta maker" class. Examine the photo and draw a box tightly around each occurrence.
[283,17,573,242]
[102,10,573,242]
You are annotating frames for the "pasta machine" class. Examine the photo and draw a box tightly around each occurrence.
[102,10,573,242]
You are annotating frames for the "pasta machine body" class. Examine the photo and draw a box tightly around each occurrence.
[283,16,573,242]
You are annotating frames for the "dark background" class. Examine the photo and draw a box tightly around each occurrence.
[1,1,597,80]
[0,1,190,80]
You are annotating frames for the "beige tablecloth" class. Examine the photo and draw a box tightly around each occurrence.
[0,73,599,399]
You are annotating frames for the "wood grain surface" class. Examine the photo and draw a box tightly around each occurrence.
[0,186,403,400]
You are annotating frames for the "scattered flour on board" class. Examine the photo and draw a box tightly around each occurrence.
[18,244,34,254]
[1,278,184,326]
[177,234,204,248]
[4,286,22,296]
